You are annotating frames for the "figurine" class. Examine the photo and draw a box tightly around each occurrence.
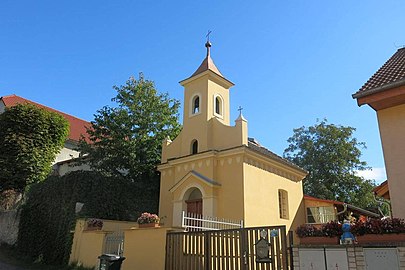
[340,221,356,244]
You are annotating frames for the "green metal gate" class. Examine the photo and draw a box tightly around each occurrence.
[165,226,289,270]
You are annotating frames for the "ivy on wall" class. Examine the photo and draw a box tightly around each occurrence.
[17,170,159,265]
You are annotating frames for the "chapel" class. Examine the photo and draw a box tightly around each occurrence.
[157,42,307,236]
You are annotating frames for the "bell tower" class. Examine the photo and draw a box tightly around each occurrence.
[179,42,235,154]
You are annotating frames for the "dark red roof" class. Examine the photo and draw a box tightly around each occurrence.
[353,48,405,98]
[304,195,344,205]
[1,94,90,142]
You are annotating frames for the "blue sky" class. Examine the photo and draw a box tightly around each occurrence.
[2,1,404,183]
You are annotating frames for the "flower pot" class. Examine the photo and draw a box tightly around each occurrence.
[299,236,339,245]
[356,233,405,244]
[138,223,160,228]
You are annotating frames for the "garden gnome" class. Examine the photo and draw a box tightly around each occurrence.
[340,220,356,244]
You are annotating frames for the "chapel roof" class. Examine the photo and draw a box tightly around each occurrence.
[0,94,90,142]
[181,41,234,87]
[353,47,405,99]
[190,41,224,78]
[247,138,307,174]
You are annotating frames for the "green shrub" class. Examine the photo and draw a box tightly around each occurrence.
[17,170,158,265]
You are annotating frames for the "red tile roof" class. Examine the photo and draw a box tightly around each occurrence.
[353,48,405,99]
[0,94,90,142]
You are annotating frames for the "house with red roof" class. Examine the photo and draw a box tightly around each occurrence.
[0,94,91,175]
[353,47,405,219]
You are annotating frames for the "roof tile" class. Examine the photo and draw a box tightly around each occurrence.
[353,47,405,98]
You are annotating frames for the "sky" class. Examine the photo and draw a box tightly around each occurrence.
[1,1,404,183]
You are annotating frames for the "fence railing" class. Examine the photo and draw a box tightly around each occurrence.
[103,231,124,256]
[166,225,288,270]
[181,211,244,231]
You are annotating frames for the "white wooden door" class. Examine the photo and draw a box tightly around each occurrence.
[325,248,348,270]
[299,248,326,270]
[364,248,399,270]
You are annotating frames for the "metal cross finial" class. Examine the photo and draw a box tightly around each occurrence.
[205,30,212,57]
[238,106,243,114]
[206,30,212,42]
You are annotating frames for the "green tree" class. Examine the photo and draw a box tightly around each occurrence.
[0,104,69,193]
[79,73,181,210]
[283,120,376,208]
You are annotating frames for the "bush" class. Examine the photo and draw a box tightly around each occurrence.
[351,218,405,236]
[296,218,405,238]
[17,170,158,266]
[296,221,342,238]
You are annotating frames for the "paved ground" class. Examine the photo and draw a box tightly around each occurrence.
[0,261,28,270]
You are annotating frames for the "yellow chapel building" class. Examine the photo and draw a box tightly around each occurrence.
[157,42,308,236]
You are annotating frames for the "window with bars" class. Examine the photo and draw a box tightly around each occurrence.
[278,189,289,220]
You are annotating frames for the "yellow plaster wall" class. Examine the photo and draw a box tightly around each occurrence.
[207,79,231,125]
[182,77,210,124]
[122,227,172,270]
[304,199,335,208]
[69,220,106,268]
[214,154,245,221]
[69,219,138,268]
[377,103,405,219]
[159,152,248,227]
[159,156,216,227]
[161,116,247,164]
[101,220,138,231]
[243,163,305,241]
[209,118,248,150]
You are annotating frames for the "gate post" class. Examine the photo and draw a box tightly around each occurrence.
[281,226,288,270]
[239,228,248,270]
[204,231,210,270]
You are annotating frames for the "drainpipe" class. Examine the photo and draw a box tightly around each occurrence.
[336,203,348,218]
[373,192,392,218]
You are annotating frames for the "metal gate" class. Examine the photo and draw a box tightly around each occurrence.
[103,231,124,256]
[165,226,288,270]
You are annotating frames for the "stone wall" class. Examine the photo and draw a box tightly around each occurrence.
[0,210,20,245]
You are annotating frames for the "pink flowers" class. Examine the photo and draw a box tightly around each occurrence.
[137,212,160,224]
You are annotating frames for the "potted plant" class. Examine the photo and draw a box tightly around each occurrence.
[137,212,160,228]
[297,218,405,245]
[351,218,405,244]
[296,221,341,245]
[86,218,104,230]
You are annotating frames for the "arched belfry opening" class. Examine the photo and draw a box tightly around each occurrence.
[191,140,198,154]
[214,94,223,117]
[192,95,200,114]
[185,187,203,215]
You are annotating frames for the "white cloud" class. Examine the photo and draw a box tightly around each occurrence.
[356,167,386,184]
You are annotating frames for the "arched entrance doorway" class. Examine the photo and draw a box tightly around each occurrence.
[185,188,203,215]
